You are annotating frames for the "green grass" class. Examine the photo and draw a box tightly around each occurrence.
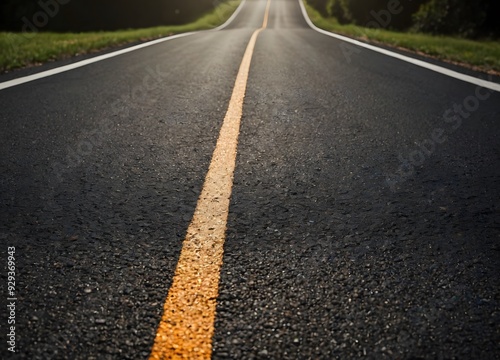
[0,0,241,73]
[303,0,500,74]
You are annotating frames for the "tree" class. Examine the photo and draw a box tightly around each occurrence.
[412,0,494,38]
[329,0,426,30]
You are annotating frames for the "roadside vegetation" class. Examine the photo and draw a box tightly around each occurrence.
[0,0,240,73]
[304,0,500,74]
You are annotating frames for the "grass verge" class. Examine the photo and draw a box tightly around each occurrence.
[303,0,500,75]
[0,0,241,73]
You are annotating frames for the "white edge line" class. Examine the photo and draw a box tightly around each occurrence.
[0,33,194,91]
[214,0,247,31]
[298,0,500,93]
[0,0,248,91]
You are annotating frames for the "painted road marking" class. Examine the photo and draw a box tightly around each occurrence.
[148,0,271,359]
[0,0,247,92]
[298,0,500,93]
[214,0,248,31]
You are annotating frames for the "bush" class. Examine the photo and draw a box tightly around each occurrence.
[308,0,331,17]
[329,0,425,30]
[330,0,349,24]
[414,0,488,37]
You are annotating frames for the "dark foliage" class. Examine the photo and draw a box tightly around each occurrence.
[413,0,499,38]
[330,0,426,30]
[0,0,220,32]
[309,0,499,38]
[307,0,330,17]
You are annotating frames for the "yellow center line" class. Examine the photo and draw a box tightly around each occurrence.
[149,1,271,359]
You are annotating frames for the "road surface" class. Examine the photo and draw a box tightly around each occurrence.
[1,0,499,358]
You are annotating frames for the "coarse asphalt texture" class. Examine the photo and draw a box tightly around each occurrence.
[1,0,499,359]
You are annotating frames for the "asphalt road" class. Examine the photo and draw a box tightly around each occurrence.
[1,0,499,359]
